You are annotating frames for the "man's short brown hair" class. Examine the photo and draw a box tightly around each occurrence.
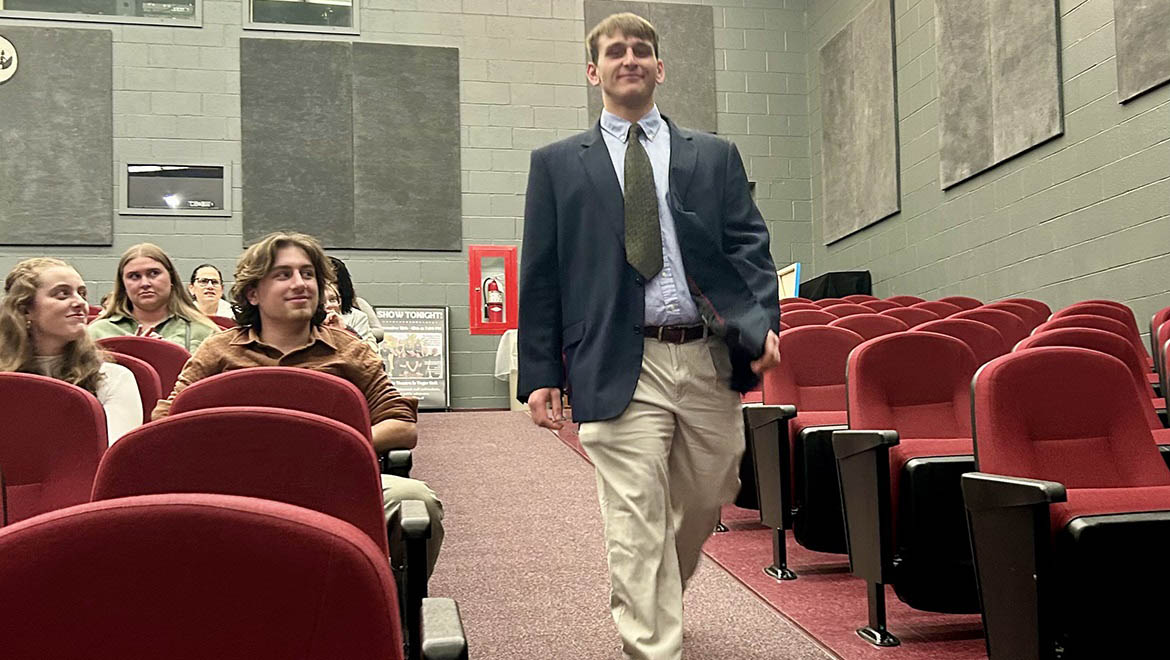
[586,12,659,65]
[231,231,335,329]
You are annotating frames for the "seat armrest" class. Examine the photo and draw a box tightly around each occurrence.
[742,404,797,430]
[832,429,899,460]
[401,499,432,540]
[421,598,468,660]
[961,473,1066,511]
[389,500,432,660]
[381,449,414,478]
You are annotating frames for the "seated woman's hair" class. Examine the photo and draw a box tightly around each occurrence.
[189,263,224,286]
[100,243,215,329]
[327,257,357,314]
[0,257,107,394]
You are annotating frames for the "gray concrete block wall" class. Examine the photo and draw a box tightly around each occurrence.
[807,0,1170,338]
[0,0,808,408]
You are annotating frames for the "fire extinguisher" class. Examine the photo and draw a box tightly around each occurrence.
[483,277,504,323]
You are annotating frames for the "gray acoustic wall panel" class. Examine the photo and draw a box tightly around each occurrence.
[1113,0,1170,102]
[818,0,899,245]
[0,26,112,245]
[935,0,1063,189]
[352,43,461,251]
[584,1,717,133]
[241,38,355,247]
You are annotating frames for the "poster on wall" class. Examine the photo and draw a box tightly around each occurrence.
[373,306,450,411]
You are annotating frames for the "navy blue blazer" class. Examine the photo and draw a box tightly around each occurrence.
[517,117,780,423]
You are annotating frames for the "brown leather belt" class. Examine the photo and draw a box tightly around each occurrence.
[643,324,708,343]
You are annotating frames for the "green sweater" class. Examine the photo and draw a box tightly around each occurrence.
[87,313,217,353]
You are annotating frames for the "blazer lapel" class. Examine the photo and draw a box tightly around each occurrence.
[579,124,624,240]
[665,116,697,209]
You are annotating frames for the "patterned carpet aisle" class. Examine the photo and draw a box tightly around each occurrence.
[414,411,835,659]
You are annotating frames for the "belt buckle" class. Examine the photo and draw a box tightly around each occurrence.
[656,326,666,341]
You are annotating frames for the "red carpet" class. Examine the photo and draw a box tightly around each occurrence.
[556,421,987,660]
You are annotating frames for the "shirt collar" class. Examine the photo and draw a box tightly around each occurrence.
[600,105,663,144]
[231,324,338,352]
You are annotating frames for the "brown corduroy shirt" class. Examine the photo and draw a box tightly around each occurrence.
[152,325,418,424]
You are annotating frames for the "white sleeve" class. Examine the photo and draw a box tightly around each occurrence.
[97,362,144,445]
[346,310,380,355]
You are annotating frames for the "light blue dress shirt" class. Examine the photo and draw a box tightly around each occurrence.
[599,106,701,327]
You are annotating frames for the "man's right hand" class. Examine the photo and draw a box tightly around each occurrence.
[527,387,565,430]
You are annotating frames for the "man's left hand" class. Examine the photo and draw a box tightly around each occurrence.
[750,330,781,374]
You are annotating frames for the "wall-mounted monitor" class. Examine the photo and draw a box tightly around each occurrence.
[119,163,232,217]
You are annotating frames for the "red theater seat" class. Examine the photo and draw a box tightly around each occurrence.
[952,308,1029,348]
[821,302,873,318]
[913,318,1008,366]
[1052,301,1152,367]
[860,299,902,312]
[105,352,162,424]
[814,297,847,308]
[0,493,466,660]
[983,300,1045,331]
[885,295,925,306]
[829,313,908,340]
[96,335,191,398]
[1036,314,1159,386]
[0,374,107,525]
[999,297,1051,321]
[782,308,836,327]
[780,301,821,311]
[832,332,979,646]
[209,314,237,329]
[963,348,1170,658]
[910,300,962,318]
[936,295,982,311]
[781,296,812,305]
[842,294,878,303]
[1151,306,1170,366]
[878,306,939,328]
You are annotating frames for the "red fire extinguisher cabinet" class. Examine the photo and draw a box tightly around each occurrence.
[468,245,518,335]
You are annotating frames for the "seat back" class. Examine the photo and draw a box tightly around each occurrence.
[828,313,908,340]
[877,306,939,328]
[847,332,976,438]
[0,373,107,525]
[885,295,925,306]
[764,326,863,410]
[972,347,1169,489]
[105,353,162,424]
[209,315,237,330]
[937,295,983,311]
[1157,321,1170,385]
[999,297,1052,321]
[910,300,962,318]
[842,294,878,303]
[822,303,873,318]
[1036,314,1149,363]
[1017,328,1161,428]
[96,336,191,398]
[860,299,902,312]
[983,301,1045,331]
[170,366,373,441]
[92,407,388,554]
[0,493,404,660]
[782,308,836,327]
[1152,306,1170,361]
[1052,302,1149,360]
[914,318,1008,365]
[814,297,846,308]
[780,301,821,312]
[952,308,1029,348]
[780,296,812,305]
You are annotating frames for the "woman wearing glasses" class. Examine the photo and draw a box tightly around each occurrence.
[188,264,234,319]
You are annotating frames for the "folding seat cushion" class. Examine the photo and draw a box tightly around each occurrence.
[998,297,1051,321]
[842,294,878,303]
[96,336,191,398]
[1052,301,1152,366]
[105,352,162,424]
[814,297,846,308]
[821,302,873,318]
[828,313,908,340]
[936,295,982,311]
[0,493,409,660]
[914,318,1008,365]
[885,295,925,305]
[983,301,1046,331]
[952,308,1029,348]
[965,347,1170,658]
[877,306,939,328]
[909,300,962,318]
[0,373,107,525]
[860,299,902,312]
[782,308,836,327]
[834,332,980,645]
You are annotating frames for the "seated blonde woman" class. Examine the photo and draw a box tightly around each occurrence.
[88,243,218,352]
[1,258,142,444]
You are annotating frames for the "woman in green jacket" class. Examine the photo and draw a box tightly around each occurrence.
[88,243,218,353]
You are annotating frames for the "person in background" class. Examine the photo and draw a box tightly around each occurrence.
[152,231,443,575]
[323,281,377,353]
[329,257,385,344]
[88,243,218,353]
[1,258,142,444]
[188,264,234,319]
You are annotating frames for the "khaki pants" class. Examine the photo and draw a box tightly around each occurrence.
[579,336,745,660]
[382,474,445,578]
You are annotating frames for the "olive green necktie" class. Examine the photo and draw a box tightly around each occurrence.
[624,123,663,280]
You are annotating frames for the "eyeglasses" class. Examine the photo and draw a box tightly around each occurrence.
[194,278,222,286]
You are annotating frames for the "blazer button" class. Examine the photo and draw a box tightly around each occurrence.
[633,324,641,335]
[634,276,644,286]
